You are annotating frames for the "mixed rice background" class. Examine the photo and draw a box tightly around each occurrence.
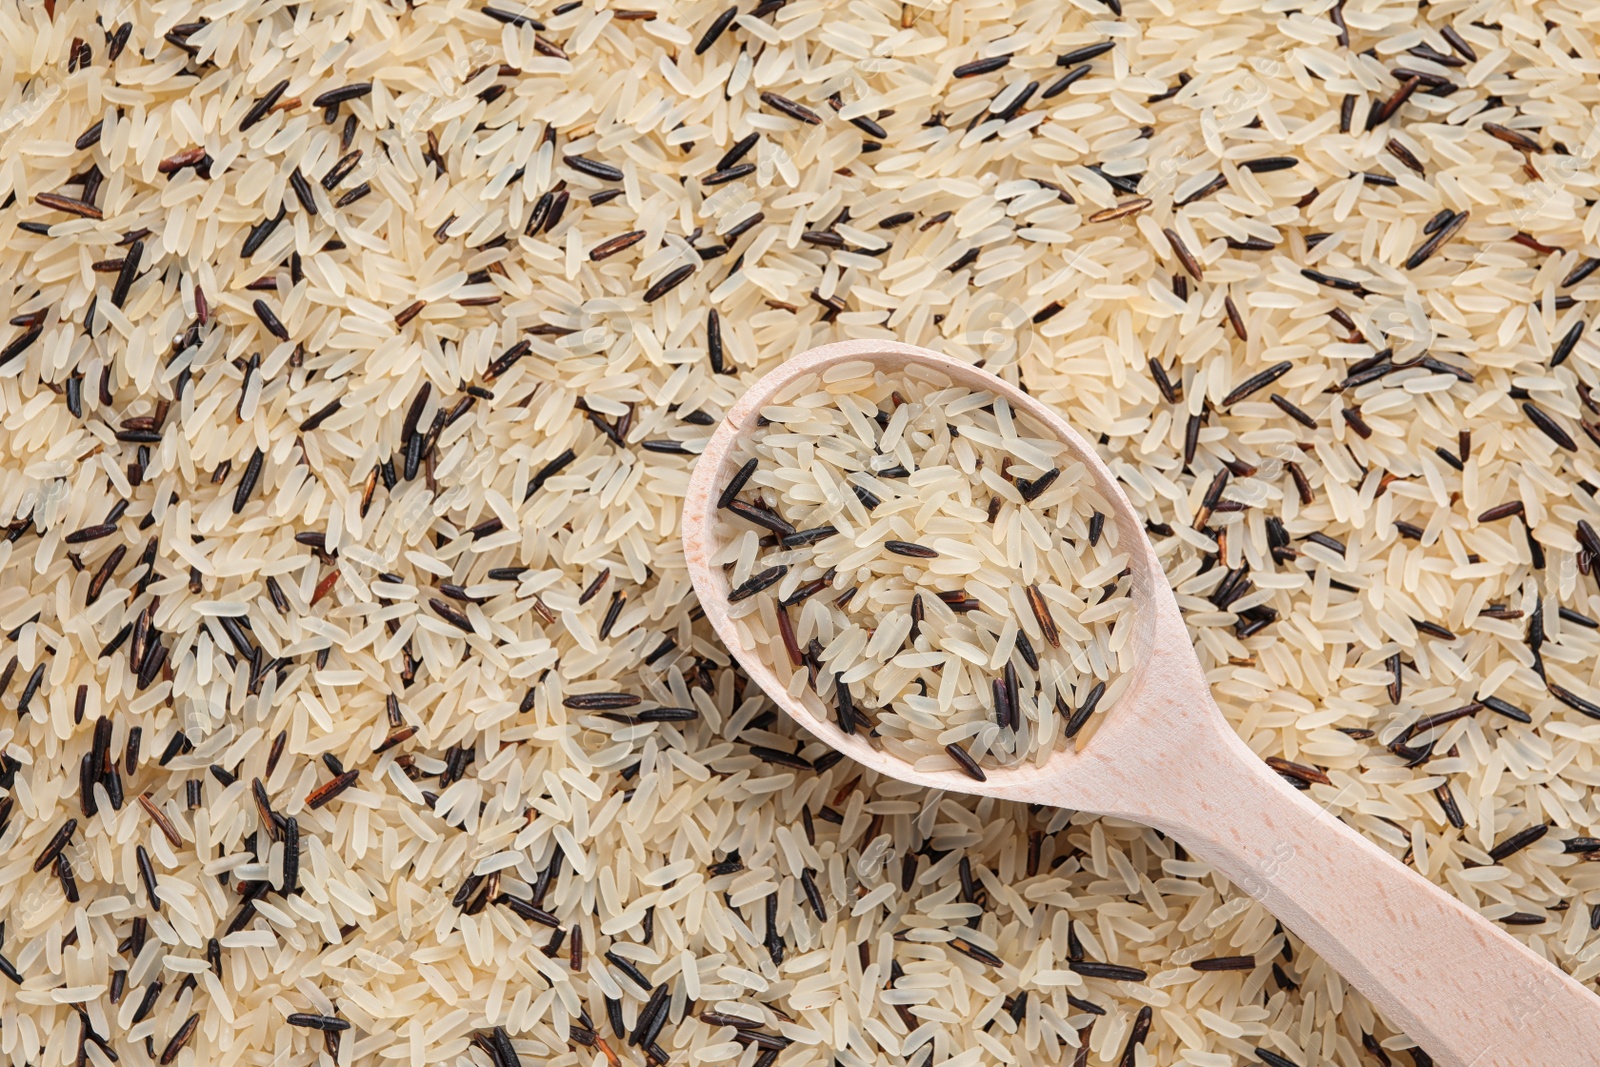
[0,0,1598,1064]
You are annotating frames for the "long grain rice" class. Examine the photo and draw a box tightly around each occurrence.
[0,1,1596,1066]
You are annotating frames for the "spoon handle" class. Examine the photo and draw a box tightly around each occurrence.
[1118,701,1599,1067]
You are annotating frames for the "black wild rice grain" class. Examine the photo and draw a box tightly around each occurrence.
[713,460,761,511]
[1550,684,1600,719]
[1042,63,1092,99]
[1522,401,1577,451]
[1162,228,1202,281]
[1438,24,1475,61]
[1412,618,1456,641]
[953,54,1011,78]
[564,154,624,181]
[723,211,763,242]
[1063,681,1105,738]
[1303,532,1346,556]
[136,844,160,908]
[312,82,373,107]
[1341,406,1373,439]
[54,852,79,901]
[1562,257,1600,288]
[1118,1005,1152,1067]
[728,565,787,602]
[1222,361,1292,406]
[643,264,694,302]
[287,1014,351,1032]
[759,91,822,125]
[564,692,641,710]
[1552,320,1584,367]
[1025,584,1060,647]
[242,208,285,257]
[1404,209,1469,269]
[1560,607,1599,630]
[1003,661,1020,730]
[335,182,371,207]
[1087,198,1150,223]
[1483,122,1539,153]
[1057,42,1114,65]
[1069,961,1146,982]
[34,191,103,219]
[233,448,265,513]
[33,818,77,872]
[695,6,738,53]
[1014,629,1039,672]
[1254,1050,1302,1067]
[481,5,544,26]
[76,119,104,150]
[1269,394,1317,428]
[832,674,859,735]
[1224,295,1248,341]
[288,167,318,214]
[1241,156,1298,173]
[253,299,289,340]
[884,540,938,558]
[304,769,360,809]
[636,706,698,723]
[781,526,837,548]
[1280,460,1305,508]
[1176,174,1229,208]
[524,449,577,500]
[780,575,832,608]
[950,937,1002,967]
[63,523,116,544]
[579,569,610,606]
[1300,267,1365,292]
[239,78,290,131]
[992,676,1010,729]
[111,238,142,308]
[160,1015,200,1065]
[703,163,755,186]
[299,398,342,432]
[945,742,986,781]
[589,230,646,261]
[0,326,42,367]
[1488,823,1548,862]
[850,111,890,138]
[321,149,362,190]
[1423,208,1455,235]
[1367,76,1421,129]
[1148,359,1179,403]
[17,663,45,716]
[604,950,652,991]
[713,134,759,173]
[748,745,812,770]
[429,598,475,633]
[1385,138,1424,175]
[727,499,795,536]
[799,867,827,921]
[1476,500,1524,522]
[1015,468,1060,501]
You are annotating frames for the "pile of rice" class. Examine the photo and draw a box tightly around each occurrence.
[1,0,1598,1064]
[711,361,1130,776]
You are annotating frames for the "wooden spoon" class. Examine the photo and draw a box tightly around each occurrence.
[681,339,1600,1066]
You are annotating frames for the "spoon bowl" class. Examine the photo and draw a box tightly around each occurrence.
[684,338,1169,805]
[682,339,1600,1067]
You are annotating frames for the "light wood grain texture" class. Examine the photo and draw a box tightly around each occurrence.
[681,339,1600,1067]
